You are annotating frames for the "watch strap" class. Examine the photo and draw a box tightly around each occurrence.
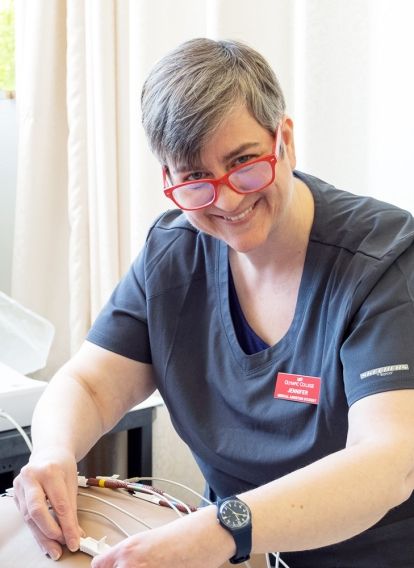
[229,524,251,563]
[216,496,252,564]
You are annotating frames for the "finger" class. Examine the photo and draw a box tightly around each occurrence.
[21,475,64,543]
[43,473,80,551]
[13,476,24,511]
[26,517,63,561]
[68,471,85,537]
[14,465,81,557]
[17,465,81,549]
[15,478,64,560]
[90,550,115,568]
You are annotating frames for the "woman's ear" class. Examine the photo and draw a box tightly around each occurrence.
[281,116,296,169]
[162,164,172,186]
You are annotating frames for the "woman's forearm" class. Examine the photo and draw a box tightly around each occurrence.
[241,441,413,553]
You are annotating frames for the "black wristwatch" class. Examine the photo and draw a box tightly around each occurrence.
[216,496,252,564]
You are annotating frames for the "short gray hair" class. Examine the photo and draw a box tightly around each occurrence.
[141,38,286,167]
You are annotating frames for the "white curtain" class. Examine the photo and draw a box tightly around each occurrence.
[12,0,414,378]
[14,1,71,376]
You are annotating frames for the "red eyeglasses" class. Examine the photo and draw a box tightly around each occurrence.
[163,125,282,211]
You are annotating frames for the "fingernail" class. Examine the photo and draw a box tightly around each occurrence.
[68,539,79,552]
[47,549,61,561]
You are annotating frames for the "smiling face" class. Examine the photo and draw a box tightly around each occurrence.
[166,106,298,254]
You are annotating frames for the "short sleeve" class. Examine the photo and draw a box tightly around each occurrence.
[86,248,152,363]
[341,245,414,405]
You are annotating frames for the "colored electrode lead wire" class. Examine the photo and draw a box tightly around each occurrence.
[129,476,212,505]
[128,486,186,517]
[129,488,190,516]
[128,483,193,515]
[87,477,196,514]
[126,480,196,512]
[86,477,190,516]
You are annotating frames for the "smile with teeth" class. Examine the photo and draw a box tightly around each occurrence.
[222,203,255,222]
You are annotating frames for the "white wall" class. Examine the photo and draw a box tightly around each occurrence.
[292,0,413,213]
[0,99,17,295]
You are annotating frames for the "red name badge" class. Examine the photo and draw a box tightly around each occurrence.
[274,372,321,405]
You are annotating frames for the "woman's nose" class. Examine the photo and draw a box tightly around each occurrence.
[213,182,245,212]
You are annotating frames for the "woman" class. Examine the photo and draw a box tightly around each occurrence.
[14,38,414,567]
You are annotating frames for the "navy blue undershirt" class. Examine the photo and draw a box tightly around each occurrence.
[228,266,269,354]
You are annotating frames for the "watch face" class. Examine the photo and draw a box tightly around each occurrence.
[219,499,250,529]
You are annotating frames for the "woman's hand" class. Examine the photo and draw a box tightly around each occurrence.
[90,504,235,568]
[13,447,83,560]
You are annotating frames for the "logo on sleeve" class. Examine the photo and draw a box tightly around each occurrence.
[274,372,321,404]
[360,364,409,379]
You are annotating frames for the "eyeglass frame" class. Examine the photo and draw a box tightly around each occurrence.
[162,124,283,211]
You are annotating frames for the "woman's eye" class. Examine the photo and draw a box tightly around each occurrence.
[234,155,255,167]
[186,171,208,181]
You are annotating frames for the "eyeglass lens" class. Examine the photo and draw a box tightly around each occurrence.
[228,161,272,192]
[173,160,273,209]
